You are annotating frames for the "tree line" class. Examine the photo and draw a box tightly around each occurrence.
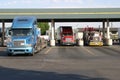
[37,22,50,35]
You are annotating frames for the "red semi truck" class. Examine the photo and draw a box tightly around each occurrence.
[57,26,75,45]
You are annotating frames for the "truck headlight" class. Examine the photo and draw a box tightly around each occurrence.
[26,44,32,47]
[7,44,12,47]
[21,43,25,46]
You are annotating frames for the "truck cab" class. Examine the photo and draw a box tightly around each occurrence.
[57,26,75,45]
[7,16,40,56]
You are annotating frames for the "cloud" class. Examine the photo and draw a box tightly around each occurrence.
[52,0,83,3]
[21,0,32,4]
[0,0,119,8]
[65,0,83,3]
[49,0,84,8]
[52,0,60,3]
[0,0,33,6]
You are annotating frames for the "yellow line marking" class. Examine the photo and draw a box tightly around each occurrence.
[44,47,52,54]
[81,47,96,56]
[0,12,120,15]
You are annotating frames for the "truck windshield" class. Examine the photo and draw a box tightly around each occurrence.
[12,29,32,36]
[63,33,73,36]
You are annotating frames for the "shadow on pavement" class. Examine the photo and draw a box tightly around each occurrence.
[0,47,7,56]
[0,66,109,80]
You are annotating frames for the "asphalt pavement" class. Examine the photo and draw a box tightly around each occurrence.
[0,45,120,80]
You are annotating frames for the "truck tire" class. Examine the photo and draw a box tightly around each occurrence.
[7,53,12,56]
[30,53,34,56]
[57,40,60,46]
[29,48,35,56]
[29,51,34,56]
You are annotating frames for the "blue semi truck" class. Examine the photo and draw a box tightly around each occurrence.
[7,16,43,56]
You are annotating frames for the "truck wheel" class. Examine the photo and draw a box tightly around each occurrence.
[57,40,60,46]
[7,53,12,56]
[30,49,35,56]
[30,52,34,56]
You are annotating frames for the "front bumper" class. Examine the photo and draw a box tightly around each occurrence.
[7,47,33,54]
[89,42,103,46]
[62,42,75,45]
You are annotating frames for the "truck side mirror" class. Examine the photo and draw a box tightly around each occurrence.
[6,29,12,37]
[8,30,12,36]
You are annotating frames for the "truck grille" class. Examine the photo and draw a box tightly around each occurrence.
[93,37,99,42]
[66,38,72,42]
[14,40,25,46]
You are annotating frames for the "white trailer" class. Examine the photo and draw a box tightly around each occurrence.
[75,32,83,40]
[75,32,84,46]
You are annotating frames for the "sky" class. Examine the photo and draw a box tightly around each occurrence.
[0,0,120,28]
[0,0,120,8]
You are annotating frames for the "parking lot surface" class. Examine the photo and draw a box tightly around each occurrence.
[0,46,120,80]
